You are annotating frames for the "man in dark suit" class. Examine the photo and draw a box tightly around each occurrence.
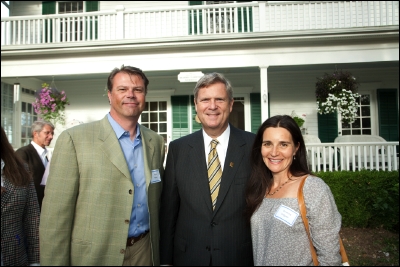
[15,120,54,209]
[160,72,255,266]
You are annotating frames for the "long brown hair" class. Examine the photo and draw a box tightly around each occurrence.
[1,126,31,186]
[245,115,312,221]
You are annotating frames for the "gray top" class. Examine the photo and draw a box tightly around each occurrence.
[251,175,342,266]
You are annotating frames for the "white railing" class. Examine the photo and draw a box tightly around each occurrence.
[1,1,398,46]
[306,141,399,172]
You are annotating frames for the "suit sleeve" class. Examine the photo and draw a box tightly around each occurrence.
[39,130,79,265]
[159,142,180,265]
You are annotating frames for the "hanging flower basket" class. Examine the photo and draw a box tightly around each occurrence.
[315,70,360,124]
[32,83,69,125]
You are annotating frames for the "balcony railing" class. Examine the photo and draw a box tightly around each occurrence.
[306,141,399,172]
[1,1,398,46]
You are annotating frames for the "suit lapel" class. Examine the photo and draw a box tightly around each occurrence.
[140,125,154,188]
[188,131,214,213]
[28,144,45,173]
[213,126,246,214]
[98,117,131,180]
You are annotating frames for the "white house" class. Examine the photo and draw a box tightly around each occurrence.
[1,1,399,171]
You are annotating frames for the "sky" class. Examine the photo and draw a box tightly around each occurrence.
[1,1,10,17]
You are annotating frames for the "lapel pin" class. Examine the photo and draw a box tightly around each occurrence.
[230,162,234,168]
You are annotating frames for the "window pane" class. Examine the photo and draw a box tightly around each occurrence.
[360,95,370,105]
[159,123,167,132]
[362,118,371,128]
[342,130,351,135]
[150,123,158,132]
[342,122,350,129]
[142,123,149,128]
[353,118,361,128]
[141,113,149,122]
[361,106,370,116]
[159,112,167,121]
[150,113,158,121]
[159,101,167,110]
[150,102,158,111]
[362,129,371,135]
[352,130,361,135]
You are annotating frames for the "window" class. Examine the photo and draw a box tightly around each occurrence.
[141,101,168,144]
[58,1,84,41]
[341,94,371,135]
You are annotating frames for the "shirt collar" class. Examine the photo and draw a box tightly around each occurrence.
[31,140,47,155]
[203,124,230,149]
[107,113,141,140]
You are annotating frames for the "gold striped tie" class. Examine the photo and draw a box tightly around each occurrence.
[208,139,222,210]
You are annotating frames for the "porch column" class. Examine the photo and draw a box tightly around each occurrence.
[115,5,125,39]
[13,82,22,148]
[260,66,269,123]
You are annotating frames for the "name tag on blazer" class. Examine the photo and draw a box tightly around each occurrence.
[151,169,161,183]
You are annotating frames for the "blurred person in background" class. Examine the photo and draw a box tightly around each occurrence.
[1,126,40,266]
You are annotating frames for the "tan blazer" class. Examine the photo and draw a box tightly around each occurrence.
[40,115,165,266]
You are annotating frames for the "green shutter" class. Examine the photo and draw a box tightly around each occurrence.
[318,112,338,143]
[42,1,56,42]
[86,1,99,12]
[42,1,56,14]
[171,95,190,140]
[250,93,261,134]
[237,1,253,33]
[85,1,99,40]
[377,89,398,141]
[189,1,203,35]
[191,95,202,132]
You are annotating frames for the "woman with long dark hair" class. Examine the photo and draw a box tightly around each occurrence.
[1,126,40,266]
[246,115,341,265]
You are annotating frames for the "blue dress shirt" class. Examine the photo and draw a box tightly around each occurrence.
[107,113,149,238]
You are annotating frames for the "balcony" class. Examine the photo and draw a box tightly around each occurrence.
[1,1,398,49]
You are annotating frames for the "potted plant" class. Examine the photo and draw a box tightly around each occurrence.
[315,70,360,124]
[291,110,306,128]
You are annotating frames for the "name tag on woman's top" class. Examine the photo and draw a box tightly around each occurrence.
[274,204,299,227]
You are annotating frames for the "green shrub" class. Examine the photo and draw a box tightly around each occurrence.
[315,170,399,231]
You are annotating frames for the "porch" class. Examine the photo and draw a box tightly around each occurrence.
[1,1,399,47]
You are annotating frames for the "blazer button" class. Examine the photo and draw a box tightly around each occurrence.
[120,249,125,254]
[125,219,129,224]
[129,189,133,194]
[211,221,217,227]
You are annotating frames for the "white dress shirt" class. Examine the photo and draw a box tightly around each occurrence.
[31,141,48,167]
[202,124,230,171]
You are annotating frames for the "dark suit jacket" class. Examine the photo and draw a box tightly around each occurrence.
[15,144,45,209]
[160,125,255,266]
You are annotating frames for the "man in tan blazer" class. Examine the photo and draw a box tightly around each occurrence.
[40,66,165,266]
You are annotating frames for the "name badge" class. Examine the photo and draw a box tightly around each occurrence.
[151,169,161,183]
[274,204,299,227]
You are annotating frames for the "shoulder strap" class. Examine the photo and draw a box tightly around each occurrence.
[298,176,350,266]
[297,176,319,266]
